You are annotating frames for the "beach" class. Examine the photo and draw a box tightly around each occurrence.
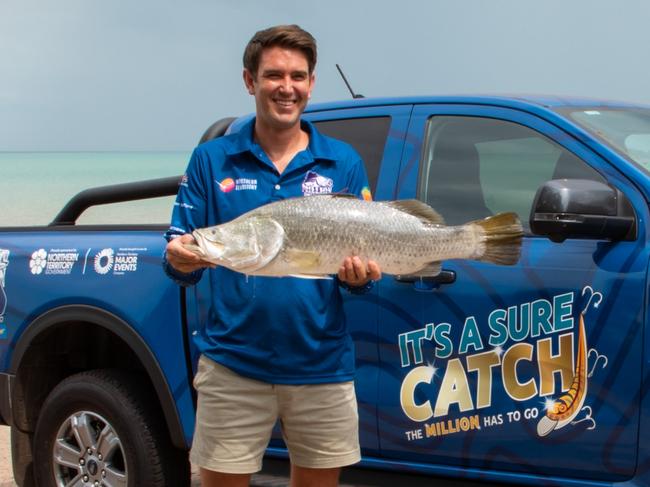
[0,151,190,228]
[0,427,13,487]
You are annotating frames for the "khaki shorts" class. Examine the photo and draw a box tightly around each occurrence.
[190,355,360,474]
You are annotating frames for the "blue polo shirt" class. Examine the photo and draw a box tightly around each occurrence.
[164,118,372,384]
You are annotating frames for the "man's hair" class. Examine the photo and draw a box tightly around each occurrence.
[243,24,317,77]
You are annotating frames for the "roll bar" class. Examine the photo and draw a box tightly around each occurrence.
[49,117,235,226]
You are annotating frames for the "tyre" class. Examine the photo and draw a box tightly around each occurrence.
[11,425,36,487]
[33,369,189,487]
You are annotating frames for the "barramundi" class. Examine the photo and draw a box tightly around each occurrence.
[183,195,523,278]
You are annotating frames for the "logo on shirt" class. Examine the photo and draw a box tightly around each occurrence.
[217,177,258,193]
[302,171,333,196]
[218,178,236,193]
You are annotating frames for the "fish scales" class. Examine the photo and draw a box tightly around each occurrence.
[186,195,523,277]
[250,197,470,276]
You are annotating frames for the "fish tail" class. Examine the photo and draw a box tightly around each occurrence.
[546,314,588,421]
[473,212,523,266]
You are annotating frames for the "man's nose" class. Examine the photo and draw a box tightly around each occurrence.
[278,76,293,92]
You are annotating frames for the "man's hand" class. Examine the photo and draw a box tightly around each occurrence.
[165,234,214,273]
[337,256,382,287]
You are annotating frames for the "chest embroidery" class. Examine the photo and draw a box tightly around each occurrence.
[302,171,333,196]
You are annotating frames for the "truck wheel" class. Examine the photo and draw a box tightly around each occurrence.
[33,369,189,487]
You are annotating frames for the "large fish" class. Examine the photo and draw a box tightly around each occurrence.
[183,195,523,278]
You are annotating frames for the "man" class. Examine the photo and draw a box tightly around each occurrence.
[164,24,381,487]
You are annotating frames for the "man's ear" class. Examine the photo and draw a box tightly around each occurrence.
[243,69,256,95]
[308,72,316,99]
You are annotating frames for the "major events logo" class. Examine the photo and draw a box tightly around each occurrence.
[90,248,145,276]
[94,248,114,275]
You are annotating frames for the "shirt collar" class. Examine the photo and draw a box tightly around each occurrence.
[223,117,338,163]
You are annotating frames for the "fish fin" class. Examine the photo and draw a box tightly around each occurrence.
[408,262,442,277]
[226,250,265,270]
[383,200,445,226]
[285,248,321,269]
[289,274,333,280]
[472,212,523,265]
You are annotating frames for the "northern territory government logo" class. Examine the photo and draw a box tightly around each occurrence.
[217,177,258,193]
[302,171,333,196]
[0,249,9,338]
[29,248,79,276]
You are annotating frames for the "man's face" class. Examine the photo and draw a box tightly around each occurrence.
[243,46,315,132]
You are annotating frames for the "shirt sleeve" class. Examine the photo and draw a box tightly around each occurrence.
[337,276,375,295]
[346,151,373,201]
[162,250,203,287]
[162,147,209,286]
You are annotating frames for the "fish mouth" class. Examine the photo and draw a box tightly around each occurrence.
[192,230,226,258]
[207,241,226,253]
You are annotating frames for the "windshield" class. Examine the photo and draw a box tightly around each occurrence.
[562,107,650,171]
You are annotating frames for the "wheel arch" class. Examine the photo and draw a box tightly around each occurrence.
[10,304,187,449]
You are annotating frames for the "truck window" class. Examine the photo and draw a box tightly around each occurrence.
[419,116,605,229]
[313,117,391,194]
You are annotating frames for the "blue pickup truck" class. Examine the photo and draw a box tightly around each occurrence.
[2,95,650,486]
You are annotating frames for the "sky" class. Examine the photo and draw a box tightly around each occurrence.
[2,0,650,151]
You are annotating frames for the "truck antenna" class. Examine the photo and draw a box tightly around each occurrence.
[336,64,364,99]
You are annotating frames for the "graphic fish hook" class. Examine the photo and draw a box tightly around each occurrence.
[581,286,603,315]
[571,406,596,430]
[587,349,608,378]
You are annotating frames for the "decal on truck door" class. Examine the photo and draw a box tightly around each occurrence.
[397,285,607,443]
[0,249,9,338]
[29,248,80,275]
[537,286,606,436]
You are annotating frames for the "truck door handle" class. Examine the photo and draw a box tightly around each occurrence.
[394,270,456,287]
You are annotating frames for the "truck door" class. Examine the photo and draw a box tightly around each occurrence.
[307,104,412,454]
[376,104,647,481]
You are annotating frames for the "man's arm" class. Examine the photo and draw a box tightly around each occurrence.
[162,234,215,287]
[162,148,213,286]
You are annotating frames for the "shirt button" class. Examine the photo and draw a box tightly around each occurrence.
[274,184,281,190]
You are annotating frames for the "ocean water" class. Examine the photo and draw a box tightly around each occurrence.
[0,152,191,227]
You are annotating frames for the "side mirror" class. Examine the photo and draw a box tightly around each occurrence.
[530,179,636,243]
